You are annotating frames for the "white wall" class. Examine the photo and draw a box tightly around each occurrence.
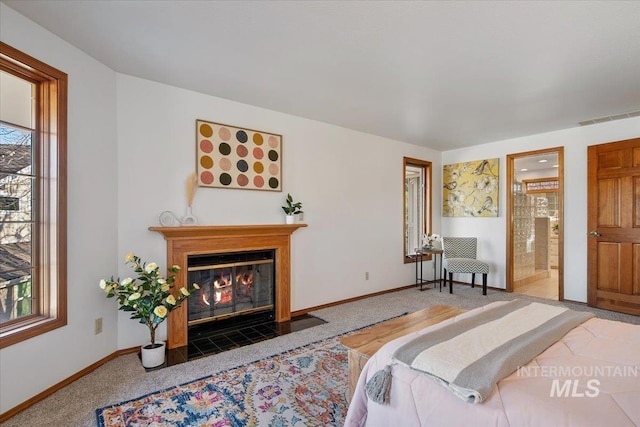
[116,74,441,348]
[0,4,119,414]
[441,117,640,301]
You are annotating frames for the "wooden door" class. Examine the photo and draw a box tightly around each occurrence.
[587,137,640,315]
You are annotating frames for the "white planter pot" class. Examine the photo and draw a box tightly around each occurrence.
[285,214,295,224]
[141,341,166,368]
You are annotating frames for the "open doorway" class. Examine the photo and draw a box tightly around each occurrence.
[506,148,564,300]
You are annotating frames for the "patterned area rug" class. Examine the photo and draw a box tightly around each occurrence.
[96,336,349,426]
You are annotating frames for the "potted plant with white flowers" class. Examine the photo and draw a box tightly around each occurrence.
[421,232,442,250]
[100,253,200,368]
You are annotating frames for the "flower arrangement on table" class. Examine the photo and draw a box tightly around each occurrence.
[421,233,442,250]
[99,253,200,348]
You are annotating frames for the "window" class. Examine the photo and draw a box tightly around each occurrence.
[403,157,432,262]
[522,178,559,193]
[0,196,19,211]
[0,42,67,348]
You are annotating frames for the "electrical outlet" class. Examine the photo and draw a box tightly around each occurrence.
[365,272,370,280]
[95,317,103,335]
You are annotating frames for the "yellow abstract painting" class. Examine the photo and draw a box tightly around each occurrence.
[443,158,499,217]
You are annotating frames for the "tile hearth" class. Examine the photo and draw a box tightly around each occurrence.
[160,314,327,368]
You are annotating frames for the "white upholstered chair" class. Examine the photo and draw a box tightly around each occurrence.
[442,237,489,295]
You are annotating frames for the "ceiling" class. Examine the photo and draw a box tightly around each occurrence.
[515,152,558,178]
[3,1,640,151]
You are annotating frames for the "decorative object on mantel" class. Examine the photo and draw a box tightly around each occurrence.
[282,193,303,224]
[443,158,499,217]
[99,253,200,368]
[421,232,442,250]
[157,174,200,227]
[196,119,282,191]
[159,210,180,226]
[181,173,198,225]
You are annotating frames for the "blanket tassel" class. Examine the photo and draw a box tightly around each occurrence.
[365,365,392,405]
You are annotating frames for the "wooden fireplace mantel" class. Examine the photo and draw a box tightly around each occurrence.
[150,224,307,349]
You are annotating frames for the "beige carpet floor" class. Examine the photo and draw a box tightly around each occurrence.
[3,284,639,427]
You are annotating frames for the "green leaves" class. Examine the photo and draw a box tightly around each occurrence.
[100,253,200,345]
[282,193,303,215]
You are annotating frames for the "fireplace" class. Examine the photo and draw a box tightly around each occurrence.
[150,224,307,349]
[187,249,275,325]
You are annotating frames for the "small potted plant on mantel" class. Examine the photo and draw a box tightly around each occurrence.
[100,253,200,368]
[282,193,303,224]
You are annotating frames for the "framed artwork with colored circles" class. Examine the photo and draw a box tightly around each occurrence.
[196,119,282,191]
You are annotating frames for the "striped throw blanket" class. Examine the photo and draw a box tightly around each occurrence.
[366,300,594,404]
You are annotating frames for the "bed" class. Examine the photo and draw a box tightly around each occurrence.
[344,300,640,426]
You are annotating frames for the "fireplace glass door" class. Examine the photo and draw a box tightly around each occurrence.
[187,250,275,326]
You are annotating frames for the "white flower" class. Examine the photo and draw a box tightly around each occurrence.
[448,190,465,208]
[421,233,441,247]
[463,206,477,217]
[100,253,199,346]
[476,176,497,194]
[154,306,168,318]
[145,262,158,273]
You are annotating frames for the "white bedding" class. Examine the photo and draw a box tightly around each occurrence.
[345,302,640,427]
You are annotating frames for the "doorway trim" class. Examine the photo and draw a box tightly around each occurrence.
[506,147,564,300]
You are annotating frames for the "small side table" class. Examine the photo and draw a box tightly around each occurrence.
[415,248,444,291]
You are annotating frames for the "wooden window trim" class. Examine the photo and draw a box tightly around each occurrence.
[0,42,67,348]
[522,177,559,193]
[403,157,433,264]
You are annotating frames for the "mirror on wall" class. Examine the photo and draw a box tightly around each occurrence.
[403,157,432,262]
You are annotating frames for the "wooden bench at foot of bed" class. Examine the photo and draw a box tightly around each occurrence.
[340,304,466,399]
